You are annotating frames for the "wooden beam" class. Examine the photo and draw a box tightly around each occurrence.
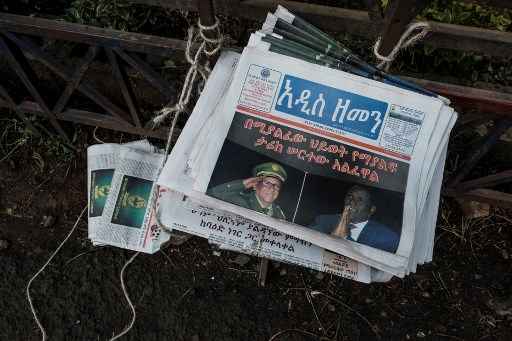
[127,0,512,57]
[114,48,174,101]
[5,33,133,126]
[402,76,512,117]
[53,45,99,113]
[0,99,168,139]
[106,48,142,127]
[0,35,68,140]
[0,12,187,56]
[455,170,512,191]
[258,258,269,287]
[377,0,427,56]
[444,188,512,209]
[447,119,512,187]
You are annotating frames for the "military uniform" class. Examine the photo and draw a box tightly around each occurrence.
[207,162,288,220]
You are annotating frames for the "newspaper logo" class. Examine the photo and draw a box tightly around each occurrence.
[275,75,388,140]
[239,64,281,113]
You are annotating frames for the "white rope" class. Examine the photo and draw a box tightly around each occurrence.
[26,206,87,341]
[109,251,140,341]
[152,17,223,129]
[93,126,106,144]
[373,22,430,72]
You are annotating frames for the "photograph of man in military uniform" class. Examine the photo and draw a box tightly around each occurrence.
[207,141,304,221]
[208,162,288,219]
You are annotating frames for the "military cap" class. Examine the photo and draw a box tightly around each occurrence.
[253,162,287,182]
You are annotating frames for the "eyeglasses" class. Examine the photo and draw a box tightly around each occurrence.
[261,179,281,191]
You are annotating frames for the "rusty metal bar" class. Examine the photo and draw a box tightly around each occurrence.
[106,48,142,127]
[53,45,99,113]
[0,35,69,140]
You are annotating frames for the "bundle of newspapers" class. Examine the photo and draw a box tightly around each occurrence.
[87,140,170,253]
[89,6,458,283]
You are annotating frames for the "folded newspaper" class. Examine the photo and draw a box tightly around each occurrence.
[87,140,170,253]
[155,6,458,282]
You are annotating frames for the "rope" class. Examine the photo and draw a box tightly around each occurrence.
[26,206,87,341]
[109,251,140,341]
[152,17,223,129]
[150,17,223,238]
[373,22,430,72]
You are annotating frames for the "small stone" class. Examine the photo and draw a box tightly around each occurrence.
[212,251,221,257]
[0,239,10,251]
[475,274,482,280]
[41,215,55,228]
[380,311,388,317]
[279,268,287,276]
[327,304,335,312]
[501,249,509,260]
[417,331,426,338]
[315,272,325,280]
[422,292,431,298]
[365,298,373,304]
[406,334,410,340]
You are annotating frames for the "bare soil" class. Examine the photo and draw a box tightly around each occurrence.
[0,127,511,341]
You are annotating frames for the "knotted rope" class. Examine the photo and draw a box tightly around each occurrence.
[373,22,430,72]
[153,17,223,130]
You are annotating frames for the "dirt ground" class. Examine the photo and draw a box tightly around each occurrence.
[0,126,511,341]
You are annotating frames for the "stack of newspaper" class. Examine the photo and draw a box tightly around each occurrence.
[91,5,457,283]
[87,140,170,253]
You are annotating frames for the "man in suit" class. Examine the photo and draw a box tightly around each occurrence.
[309,185,399,253]
[207,162,287,220]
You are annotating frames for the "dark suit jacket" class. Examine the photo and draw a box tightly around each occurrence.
[309,214,400,253]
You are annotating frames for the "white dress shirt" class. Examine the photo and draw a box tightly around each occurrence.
[349,220,368,241]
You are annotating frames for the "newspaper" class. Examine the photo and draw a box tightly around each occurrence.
[87,140,156,242]
[157,16,457,278]
[158,189,372,283]
[161,47,444,275]
[87,141,169,253]
[153,6,458,281]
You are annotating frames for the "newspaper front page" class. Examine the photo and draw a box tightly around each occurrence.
[184,47,444,276]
